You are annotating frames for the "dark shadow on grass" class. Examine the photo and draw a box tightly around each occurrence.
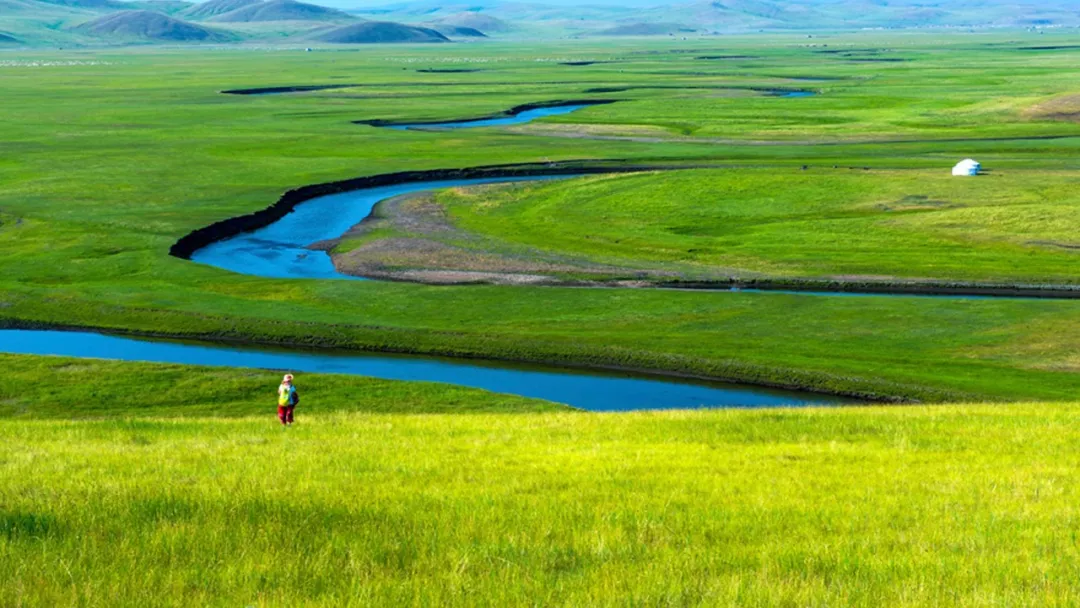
[221,84,359,95]
[1,511,58,540]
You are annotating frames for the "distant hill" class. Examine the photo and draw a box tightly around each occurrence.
[210,0,354,22]
[179,0,260,20]
[429,24,486,37]
[351,0,1080,33]
[13,0,1080,46]
[432,12,511,33]
[74,10,231,40]
[313,21,448,43]
[36,0,129,10]
[593,22,695,36]
[128,0,194,14]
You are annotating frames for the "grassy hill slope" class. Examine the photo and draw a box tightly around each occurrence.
[313,20,448,43]
[179,0,260,20]
[209,0,353,22]
[74,9,232,41]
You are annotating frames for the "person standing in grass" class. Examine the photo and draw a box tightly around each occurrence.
[277,374,299,426]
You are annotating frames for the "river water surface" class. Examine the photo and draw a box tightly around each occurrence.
[0,329,853,411]
[383,104,597,130]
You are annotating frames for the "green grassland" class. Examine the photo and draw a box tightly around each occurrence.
[0,354,560,418]
[420,167,1080,285]
[7,35,1080,606]
[2,34,1080,404]
[5,373,1080,605]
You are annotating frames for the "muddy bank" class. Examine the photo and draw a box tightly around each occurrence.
[318,190,683,286]
[352,99,618,128]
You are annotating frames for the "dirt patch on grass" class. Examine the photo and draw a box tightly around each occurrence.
[1024,93,1080,122]
[874,195,961,212]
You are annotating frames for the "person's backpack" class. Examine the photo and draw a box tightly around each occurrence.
[290,389,300,406]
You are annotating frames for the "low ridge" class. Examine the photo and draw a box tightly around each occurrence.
[433,12,511,33]
[210,0,353,22]
[75,10,230,41]
[36,0,130,9]
[314,21,449,43]
[180,0,261,20]
[429,24,487,38]
[593,22,695,36]
[129,0,193,14]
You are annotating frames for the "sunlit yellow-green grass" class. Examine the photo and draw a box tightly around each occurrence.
[7,398,1080,606]
[435,167,1080,284]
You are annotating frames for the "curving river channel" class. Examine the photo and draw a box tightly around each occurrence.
[379,104,599,130]
[0,329,853,411]
[191,176,571,279]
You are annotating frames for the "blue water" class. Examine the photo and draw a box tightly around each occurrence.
[0,329,851,411]
[191,176,569,280]
[385,104,593,130]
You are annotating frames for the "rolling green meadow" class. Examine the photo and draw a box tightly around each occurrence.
[6,360,1080,605]
[3,31,1080,605]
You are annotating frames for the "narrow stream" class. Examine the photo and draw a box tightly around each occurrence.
[0,329,853,411]
[381,104,597,130]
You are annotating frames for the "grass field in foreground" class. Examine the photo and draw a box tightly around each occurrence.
[6,393,1080,606]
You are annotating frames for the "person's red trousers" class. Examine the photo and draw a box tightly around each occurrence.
[278,405,295,425]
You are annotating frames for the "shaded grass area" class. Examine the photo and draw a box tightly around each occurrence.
[6,403,1080,605]
[0,354,561,418]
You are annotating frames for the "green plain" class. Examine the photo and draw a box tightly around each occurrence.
[4,32,1080,606]
[2,35,1080,401]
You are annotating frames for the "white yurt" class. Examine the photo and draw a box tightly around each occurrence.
[951,159,981,176]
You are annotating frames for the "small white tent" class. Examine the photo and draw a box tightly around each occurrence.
[952,159,981,176]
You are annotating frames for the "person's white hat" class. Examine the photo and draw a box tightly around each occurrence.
[283,374,294,382]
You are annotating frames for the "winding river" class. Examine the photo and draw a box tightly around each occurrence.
[0,329,851,411]
[380,104,599,130]
[6,89,1035,410]
[191,176,570,279]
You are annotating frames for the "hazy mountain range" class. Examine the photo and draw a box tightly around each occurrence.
[2,0,1078,46]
